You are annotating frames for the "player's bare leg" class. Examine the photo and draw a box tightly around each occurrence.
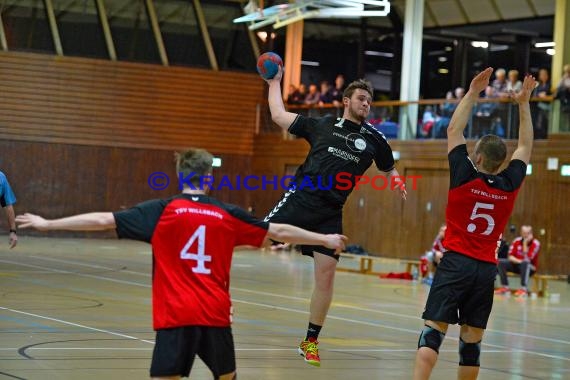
[298,252,337,366]
[413,320,448,380]
[458,325,484,380]
[219,371,237,380]
[310,252,337,325]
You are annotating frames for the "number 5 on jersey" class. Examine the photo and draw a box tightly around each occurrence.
[180,225,212,274]
[468,202,495,235]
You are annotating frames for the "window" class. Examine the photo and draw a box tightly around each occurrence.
[103,0,160,64]
[53,0,107,58]
[2,0,54,53]
[154,0,209,67]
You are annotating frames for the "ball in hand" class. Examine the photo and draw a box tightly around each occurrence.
[256,52,283,80]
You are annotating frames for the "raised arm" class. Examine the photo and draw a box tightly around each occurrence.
[447,68,493,153]
[267,223,347,253]
[16,212,116,231]
[511,75,538,165]
[266,66,299,131]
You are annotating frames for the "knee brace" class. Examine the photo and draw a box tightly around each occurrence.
[459,338,481,366]
[418,325,445,354]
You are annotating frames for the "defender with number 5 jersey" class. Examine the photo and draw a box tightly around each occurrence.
[444,144,525,264]
[414,69,537,380]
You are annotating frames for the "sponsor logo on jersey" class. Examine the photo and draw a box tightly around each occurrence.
[332,131,367,152]
[327,146,360,163]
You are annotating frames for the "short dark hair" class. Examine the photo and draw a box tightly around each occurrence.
[175,148,213,187]
[475,135,507,173]
[343,79,373,99]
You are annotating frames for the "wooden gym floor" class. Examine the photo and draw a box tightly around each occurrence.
[1,237,569,379]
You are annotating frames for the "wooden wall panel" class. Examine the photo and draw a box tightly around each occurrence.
[252,133,570,275]
[0,51,264,154]
[0,140,252,239]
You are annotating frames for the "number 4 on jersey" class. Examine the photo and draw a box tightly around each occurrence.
[467,202,495,235]
[180,225,212,274]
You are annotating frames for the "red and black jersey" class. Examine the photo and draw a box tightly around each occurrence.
[113,194,269,330]
[288,115,395,206]
[509,237,541,269]
[444,145,526,264]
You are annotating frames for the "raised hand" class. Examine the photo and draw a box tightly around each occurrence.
[469,67,494,95]
[15,213,50,231]
[265,64,283,84]
[511,75,538,104]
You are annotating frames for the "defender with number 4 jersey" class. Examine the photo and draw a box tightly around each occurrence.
[114,194,269,330]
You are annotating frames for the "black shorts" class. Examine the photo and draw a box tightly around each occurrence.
[422,252,497,329]
[264,188,342,259]
[150,326,235,378]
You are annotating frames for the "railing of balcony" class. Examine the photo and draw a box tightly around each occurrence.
[257,97,570,140]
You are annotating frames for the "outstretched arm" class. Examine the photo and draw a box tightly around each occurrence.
[267,223,347,253]
[511,76,538,165]
[447,68,493,153]
[266,66,299,131]
[16,212,116,231]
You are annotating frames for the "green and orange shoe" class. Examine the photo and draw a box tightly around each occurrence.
[298,338,320,367]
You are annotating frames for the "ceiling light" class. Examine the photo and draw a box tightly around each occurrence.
[535,41,555,48]
[546,48,555,56]
[471,41,489,49]
[438,68,449,74]
[301,60,320,66]
[364,50,394,58]
[438,57,447,62]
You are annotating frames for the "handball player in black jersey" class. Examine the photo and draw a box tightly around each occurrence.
[413,69,537,380]
[264,67,407,366]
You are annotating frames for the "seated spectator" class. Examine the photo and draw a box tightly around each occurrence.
[330,74,345,107]
[420,106,436,137]
[421,224,446,285]
[532,68,551,139]
[491,68,511,136]
[318,81,333,105]
[288,83,307,105]
[304,84,320,106]
[474,86,504,137]
[286,84,299,105]
[495,225,541,298]
[432,88,465,138]
[492,68,509,97]
[506,70,522,93]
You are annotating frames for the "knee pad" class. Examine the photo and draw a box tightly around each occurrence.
[459,338,481,366]
[418,325,445,354]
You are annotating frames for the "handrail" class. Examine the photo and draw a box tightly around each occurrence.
[282,96,555,110]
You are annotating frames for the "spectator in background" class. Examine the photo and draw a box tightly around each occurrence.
[420,106,436,137]
[330,74,345,107]
[492,68,511,137]
[506,70,522,93]
[304,84,321,106]
[318,81,333,105]
[0,170,17,249]
[533,68,551,139]
[286,84,299,105]
[474,86,504,137]
[492,68,509,97]
[421,224,446,286]
[289,83,307,105]
[433,87,465,138]
[555,64,570,130]
[495,225,541,298]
